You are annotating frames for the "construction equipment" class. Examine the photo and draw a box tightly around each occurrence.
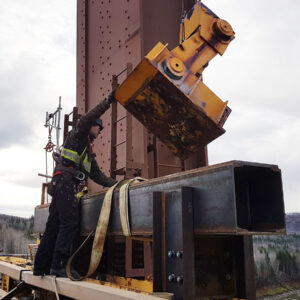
[115,2,234,158]
[31,161,285,300]
[0,1,286,300]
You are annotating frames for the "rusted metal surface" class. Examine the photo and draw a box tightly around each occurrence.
[40,183,49,205]
[194,236,253,298]
[34,161,285,236]
[125,238,144,278]
[153,190,254,299]
[123,68,225,158]
[114,1,235,159]
[124,238,152,279]
[63,106,81,143]
[76,0,207,194]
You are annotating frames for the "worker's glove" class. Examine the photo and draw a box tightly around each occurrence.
[107,89,116,104]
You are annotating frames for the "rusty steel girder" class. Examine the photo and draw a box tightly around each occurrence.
[34,161,285,236]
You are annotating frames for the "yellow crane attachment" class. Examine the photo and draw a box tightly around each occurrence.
[115,2,235,158]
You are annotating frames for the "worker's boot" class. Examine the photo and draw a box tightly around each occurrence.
[33,267,50,276]
[50,267,80,279]
[50,259,80,279]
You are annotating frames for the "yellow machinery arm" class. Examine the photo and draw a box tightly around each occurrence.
[173,3,235,120]
[115,2,235,158]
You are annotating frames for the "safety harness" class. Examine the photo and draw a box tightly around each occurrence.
[53,135,96,181]
[54,164,85,181]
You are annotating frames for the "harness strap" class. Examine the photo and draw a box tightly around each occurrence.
[54,164,85,181]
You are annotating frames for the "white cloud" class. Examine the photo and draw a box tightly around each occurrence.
[206,0,300,213]
[0,0,76,216]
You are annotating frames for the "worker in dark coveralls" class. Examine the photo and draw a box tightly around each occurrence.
[33,93,117,277]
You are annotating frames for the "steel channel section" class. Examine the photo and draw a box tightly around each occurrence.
[34,161,285,235]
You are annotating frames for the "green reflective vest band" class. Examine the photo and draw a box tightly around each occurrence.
[61,148,81,165]
[82,153,91,173]
[61,147,87,166]
[79,147,87,161]
[61,147,91,173]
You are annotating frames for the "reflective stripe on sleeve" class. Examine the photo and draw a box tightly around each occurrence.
[61,148,81,165]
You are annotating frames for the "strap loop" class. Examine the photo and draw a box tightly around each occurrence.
[119,177,147,236]
[66,177,147,281]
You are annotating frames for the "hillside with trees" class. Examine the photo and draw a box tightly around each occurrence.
[1,213,300,293]
[0,214,35,254]
[254,214,300,288]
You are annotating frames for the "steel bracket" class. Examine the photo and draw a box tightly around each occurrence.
[153,187,195,300]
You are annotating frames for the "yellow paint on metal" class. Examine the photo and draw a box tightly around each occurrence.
[214,19,234,41]
[1,274,10,292]
[179,3,234,54]
[115,59,158,106]
[145,41,166,61]
[167,57,185,74]
[189,81,228,123]
[84,275,153,294]
[0,256,30,266]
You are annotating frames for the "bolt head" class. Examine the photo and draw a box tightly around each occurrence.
[176,251,183,258]
[167,250,175,258]
[225,274,231,281]
[168,274,176,282]
[213,19,234,41]
[176,276,183,283]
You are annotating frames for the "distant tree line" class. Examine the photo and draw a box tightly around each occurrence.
[0,214,35,254]
[253,235,300,287]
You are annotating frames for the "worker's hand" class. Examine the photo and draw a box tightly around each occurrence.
[107,89,116,104]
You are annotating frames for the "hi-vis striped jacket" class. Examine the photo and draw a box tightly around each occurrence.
[59,97,117,187]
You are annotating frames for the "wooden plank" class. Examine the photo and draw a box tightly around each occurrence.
[0,262,163,300]
[0,261,22,280]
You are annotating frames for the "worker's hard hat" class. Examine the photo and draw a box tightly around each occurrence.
[95,118,103,131]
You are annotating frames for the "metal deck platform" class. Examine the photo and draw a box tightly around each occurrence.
[0,261,163,300]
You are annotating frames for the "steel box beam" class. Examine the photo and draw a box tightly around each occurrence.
[34,161,285,236]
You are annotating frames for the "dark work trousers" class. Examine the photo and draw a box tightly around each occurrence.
[34,174,79,272]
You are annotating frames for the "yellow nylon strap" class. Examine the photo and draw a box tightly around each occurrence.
[66,177,147,281]
[66,179,131,280]
[119,177,147,236]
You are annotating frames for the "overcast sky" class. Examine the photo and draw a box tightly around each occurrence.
[0,0,299,217]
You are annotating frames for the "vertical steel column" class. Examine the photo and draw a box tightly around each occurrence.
[76,0,207,194]
[77,0,88,114]
[153,188,195,300]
